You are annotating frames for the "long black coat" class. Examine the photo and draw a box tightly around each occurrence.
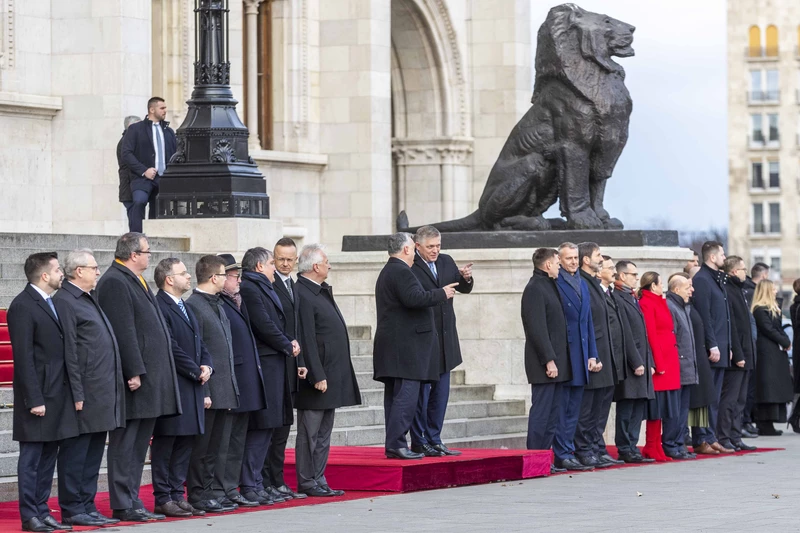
[54,281,124,434]
[753,306,793,404]
[294,276,361,410]
[726,277,755,372]
[8,285,80,443]
[373,257,446,383]
[665,292,699,387]
[521,270,572,385]
[274,274,303,396]
[579,269,615,389]
[154,291,212,436]
[689,303,715,409]
[240,272,294,429]
[120,118,177,192]
[791,295,800,393]
[96,261,180,420]
[692,264,731,369]
[219,295,268,414]
[612,286,655,401]
[116,133,132,203]
[411,253,472,374]
[604,286,629,384]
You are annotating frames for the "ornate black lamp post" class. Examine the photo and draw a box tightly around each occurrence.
[157,0,269,219]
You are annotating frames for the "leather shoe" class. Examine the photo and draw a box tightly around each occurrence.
[217,497,239,510]
[710,442,734,454]
[386,448,424,460]
[139,509,165,520]
[598,453,624,465]
[411,443,445,457]
[577,455,611,468]
[88,512,120,525]
[255,489,278,505]
[154,501,192,518]
[191,499,233,513]
[734,440,757,451]
[550,464,566,474]
[301,486,336,497]
[744,422,758,434]
[431,443,462,456]
[664,449,689,460]
[275,484,307,499]
[556,458,594,471]
[41,516,71,530]
[242,490,270,505]
[265,486,289,503]
[758,425,783,436]
[62,514,105,527]
[693,442,720,455]
[112,508,153,522]
[321,484,345,496]
[741,428,759,438]
[228,493,259,507]
[22,517,54,532]
[174,500,205,516]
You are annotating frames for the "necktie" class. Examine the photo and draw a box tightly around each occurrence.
[428,261,438,280]
[285,278,294,302]
[177,298,189,321]
[154,124,166,175]
[46,298,59,320]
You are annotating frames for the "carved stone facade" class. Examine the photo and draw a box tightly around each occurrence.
[0,0,532,247]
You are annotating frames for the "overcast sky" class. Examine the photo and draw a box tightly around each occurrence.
[530,0,728,231]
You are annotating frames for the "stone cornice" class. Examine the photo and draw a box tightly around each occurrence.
[0,92,62,118]
[392,137,474,166]
[250,149,328,171]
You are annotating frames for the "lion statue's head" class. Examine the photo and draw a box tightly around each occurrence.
[534,4,635,102]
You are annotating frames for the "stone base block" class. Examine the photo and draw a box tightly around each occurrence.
[144,218,284,254]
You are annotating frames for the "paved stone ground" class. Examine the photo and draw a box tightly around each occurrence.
[126,431,800,533]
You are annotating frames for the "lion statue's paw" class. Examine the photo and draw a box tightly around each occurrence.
[566,210,604,230]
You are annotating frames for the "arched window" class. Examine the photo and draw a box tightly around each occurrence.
[766,25,778,57]
[748,25,761,57]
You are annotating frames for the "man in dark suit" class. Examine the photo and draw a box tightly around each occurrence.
[53,250,123,527]
[9,253,79,532]
[267,238,307,500]
[574,243,621,468]
[691,241,732,453]
[96,232,181,523]
[553,242,598,472]
[239,248,301,502]
[294,244,361,496]
[116,115,141,214]
[409,226,473,457]
[152,258,214,518]
[185,256,250,512]
[120,97,176,232]
[373,233,457,460]
[522,248,573,474]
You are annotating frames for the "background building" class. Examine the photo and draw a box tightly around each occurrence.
[728,0,800,298]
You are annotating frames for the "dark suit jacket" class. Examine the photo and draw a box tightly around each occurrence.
[274,274,303,396]
[692,264,731,369]
[556,269,597,387]
[96,261,180,420]
[521,269,572,385]
[154,290,212,436]
[240,271,294,429]
[116,133,132,202]
[726,276,754,371]
[54,281,124,434]
[219,294,268,414]
[411,253,472,374]
[613,285,655,401]
[604,285,629,384]
[373,257,446,383]
[8,285,80,443]
[579,269,615,389]
[294,276,361,411]
[120,118,177,192]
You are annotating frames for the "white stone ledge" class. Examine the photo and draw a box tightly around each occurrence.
[250,149,328,170]
[0,92,62,119]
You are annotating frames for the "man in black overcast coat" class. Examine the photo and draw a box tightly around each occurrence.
[373,232,457,460]
[409,226,473,457]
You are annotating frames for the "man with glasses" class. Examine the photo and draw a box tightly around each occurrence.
[53,250,123,527]
[97,232,181,522]
[152,258,213,517]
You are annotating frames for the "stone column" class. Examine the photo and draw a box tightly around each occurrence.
[243,0,263,149]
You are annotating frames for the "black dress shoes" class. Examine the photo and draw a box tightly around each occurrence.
[217,497,239,510]
[556,458,594,471]
[741,428,759,438]
[139,509,166,521]
[578,455,612,468]
[22,517,53,532]
[757,423,783,436]
[62,514,106,527]
[734,440,757,451]
[112,508,154,522]
[175,500,205,516]
[550,464,567,474]
[411,443,445,457]
[619,453,654,464]
[321,484,345,496]
[431,443,462,456]
[598,453,624,465]
[41,516,71,530]
[275,484,307,499]
[88,511,120,525]
[154,501,193,518]
[265,486,290,503]
[191,499,232,513]
[228,493,259,508]
[301,486,336,497]
[243,490,270,505]
[664,449,689,460]
[386,448,424,460]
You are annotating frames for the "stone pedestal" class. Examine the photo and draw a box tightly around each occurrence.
[144,217,283,254]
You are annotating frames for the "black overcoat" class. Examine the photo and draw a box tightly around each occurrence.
[240,272,294,429]
[54,281,124,434]
[689,302,714,409]
[692,264,731,369]
[373,257,446,383]
[612,286,655,401]
[579,270,615,389]
[604,286,629,384]
[274,274,303,396]
[753,306,793,404]
[791,295,800,393]
[154,291,212,436]
[294,276,361,411]
[410,253,472,374]
[665,292,699,387]
[8,285,80,443]
[96,261,180,420]
[726,277,755,372]
[116,133,132,203]
[219,295,268,414]
[521,269,572,385]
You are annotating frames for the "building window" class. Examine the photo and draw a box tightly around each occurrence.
[766,25,779,57]
[751,114,764,143]
[750,70,780,102]
[768,161,780,188]
[771,256,781,275]
[752,161,764,188]
[769,202,781,233]
[766,70,779,100]
[748,25,761,57]
[768,113,779,142]
[244,1,273,150]
[753,255,765,265]
[753,203,765,233]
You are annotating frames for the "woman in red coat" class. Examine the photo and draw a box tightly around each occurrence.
[638,272,681,461]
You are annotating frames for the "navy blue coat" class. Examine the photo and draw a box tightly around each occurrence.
[220,294,268,414]
[120,118,176,193]
[556,269,597,387]
[691,264,731,369]
[240,272,294,429]
[154,290,211,436]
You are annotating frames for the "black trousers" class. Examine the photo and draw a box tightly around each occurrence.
[383,378,421,450]
[240,428,273,493]
[107,418,156,511]
[187,409,230,503]
[574,386,613,458]
[57,432,106,518]
[223,412,250,498]
[18,441,59,522]
[410,371,451,446]
[262,424,291,488]
[744,368,756,425]
[554,385,584,462]
[615,398,646,456]
[526,382,563,451]
[127,187,158,233]
[295,409,335,491]
[662,386,691,452]
[150,435,195,506]
[718,370,747,446]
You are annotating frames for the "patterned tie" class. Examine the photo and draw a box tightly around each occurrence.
[154,124,166,175]
[428,261,438,281]
[285,278,294,302]
[46,298,59,321]
[177,298,189,321]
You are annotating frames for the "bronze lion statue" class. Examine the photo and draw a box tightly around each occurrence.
[400,4,635,232]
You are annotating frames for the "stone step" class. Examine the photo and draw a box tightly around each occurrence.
[0,233,189,252]
[360,383,495,407]
[443,432,528,450]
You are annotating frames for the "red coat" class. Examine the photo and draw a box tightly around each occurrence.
[638,290,681,391]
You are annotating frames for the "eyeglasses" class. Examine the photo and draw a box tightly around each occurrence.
[135,249,152,255]
[78,265,100,272]
[212,272,227,278]
[226,273,241,279]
